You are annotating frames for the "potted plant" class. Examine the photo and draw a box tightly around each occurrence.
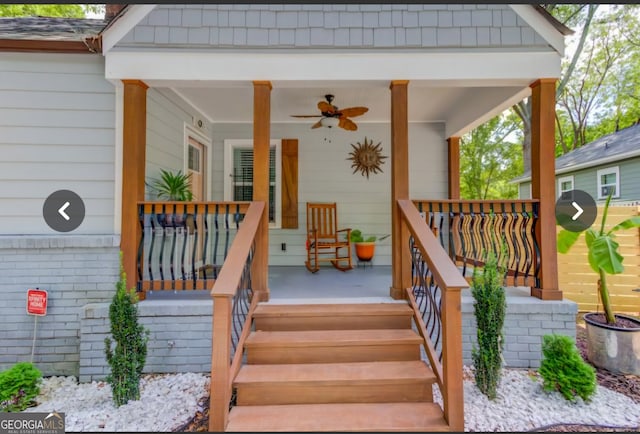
[147,169,193,227]
[349,229,389,262]
[557,192,640,375]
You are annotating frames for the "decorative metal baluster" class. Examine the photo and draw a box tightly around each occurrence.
[201,204,211,282]
[136,204,146,293]
[531,202,541,287]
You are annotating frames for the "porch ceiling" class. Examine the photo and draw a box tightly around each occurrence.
[162,81,529,137]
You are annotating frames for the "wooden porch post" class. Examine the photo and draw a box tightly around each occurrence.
[252,81,271,301]
[530,78,562,300]
[390,80,411,299]
[447,137,461,200]
[121,79,148,297]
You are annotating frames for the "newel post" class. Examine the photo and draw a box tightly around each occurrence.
[121,80,148,297]
[441,287,464,431]
[530,78,562,300]
[209,295,232,432]
[390,80,412,299]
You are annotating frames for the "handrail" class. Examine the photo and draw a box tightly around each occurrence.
[398,199,467,432]
[209,201,265,432]
[413,199,541,287]
[136,201,251,295]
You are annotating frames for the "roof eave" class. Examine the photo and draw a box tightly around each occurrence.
[0,38,96,53]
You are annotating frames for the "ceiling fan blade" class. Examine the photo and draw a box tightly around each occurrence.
[291,115,323,118]
[311,120,323,129]
[338,107,369,118]
[339,117,358,131]
[318,101,336,114]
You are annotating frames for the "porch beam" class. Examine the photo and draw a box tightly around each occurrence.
[252,81,271,301]
[447,137,461,200]
[120,79,148,297]
[530,78,562,300]
[390,80,411,300]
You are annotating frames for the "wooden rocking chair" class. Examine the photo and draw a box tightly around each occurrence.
[305,202,353,273]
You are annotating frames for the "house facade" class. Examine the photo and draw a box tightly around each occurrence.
[0,4,575,389]
[515,122,640,204]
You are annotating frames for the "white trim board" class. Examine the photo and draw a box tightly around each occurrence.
[105,51,561,83]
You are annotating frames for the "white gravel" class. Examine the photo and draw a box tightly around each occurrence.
[24,373,209,432]
[23,368,640,432]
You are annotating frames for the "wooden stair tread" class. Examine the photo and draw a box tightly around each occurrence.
[234,360,436,385]
[245,329,422,347]
[254,303,413,317]
[227,402,448,432]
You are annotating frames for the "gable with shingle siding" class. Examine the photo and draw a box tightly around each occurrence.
[114,4,551,50]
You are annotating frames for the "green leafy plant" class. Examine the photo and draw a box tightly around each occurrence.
[471,250,506,400]
[104,253,149,407]
[558,192,640,324]
[349,229,389,243]
[539,334,596,402]
[147,168,193,201]
[0,362,42,412]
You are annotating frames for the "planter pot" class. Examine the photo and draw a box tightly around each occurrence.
[584,312,640,375]
[354,242,376,262]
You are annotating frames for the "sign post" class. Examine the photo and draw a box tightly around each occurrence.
[27,288,47,362]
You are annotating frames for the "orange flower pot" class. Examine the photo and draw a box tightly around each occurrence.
[354,242,376,262]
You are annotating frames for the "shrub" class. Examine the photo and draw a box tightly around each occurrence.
[539,334,596,402]
[471,250,506,400]
[0,362,42,412]
[104,253,149,407]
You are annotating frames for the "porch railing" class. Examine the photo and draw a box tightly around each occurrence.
[414,199,541,287]
[136,201,250,294]
[398,199,468,432]
[209,201,265,432]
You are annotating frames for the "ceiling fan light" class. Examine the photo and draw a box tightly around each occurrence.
[321,117,340,128]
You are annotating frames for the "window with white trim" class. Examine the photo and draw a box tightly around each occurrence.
[557,175,574,198]
[596,166,620,199]
[224,139,281,228]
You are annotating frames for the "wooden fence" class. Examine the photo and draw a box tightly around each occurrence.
[558,205,640,315]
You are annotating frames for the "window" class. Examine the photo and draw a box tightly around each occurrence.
[557,176,574,198]
[596,166,620,199]
[224,139,281,228]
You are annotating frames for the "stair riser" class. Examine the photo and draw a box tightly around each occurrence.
[246,344,421,364]
[236,382,434,405]
[254,316,412,331]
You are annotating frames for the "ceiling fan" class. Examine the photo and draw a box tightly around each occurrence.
[291,94,369,131]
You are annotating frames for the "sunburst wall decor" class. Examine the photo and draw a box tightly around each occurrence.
[347,136,387,179]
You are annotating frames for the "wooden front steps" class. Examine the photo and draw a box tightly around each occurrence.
[227,302,448,432]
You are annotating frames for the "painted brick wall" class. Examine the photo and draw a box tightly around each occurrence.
[79,299,213,382]
[461,287,578,368]
[117,4,548,50]
[0,235,120,376]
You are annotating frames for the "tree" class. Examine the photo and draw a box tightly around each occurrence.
[513,5,599,172]
[0,4,103,18]
[460,114,522,200]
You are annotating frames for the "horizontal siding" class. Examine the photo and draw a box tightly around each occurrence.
[562,156,640,203]
[117,4,550,50]
[0,53,116,235]
[518,181,531,199]
[208,122,446,266]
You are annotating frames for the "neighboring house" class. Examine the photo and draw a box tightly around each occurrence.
[0,4,575,406]
[514,122,640,204]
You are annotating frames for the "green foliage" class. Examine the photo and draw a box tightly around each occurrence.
[0,4,88,18]
[349,229,388,243]
[0,362,42,412]
[460,113,522,199]
[471,251,506,400]
[147,169,193,201]
[104,253,149,407]
[539,334,596,402]
[558,192,640,324]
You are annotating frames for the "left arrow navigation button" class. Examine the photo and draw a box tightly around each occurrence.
[43,190,85,232]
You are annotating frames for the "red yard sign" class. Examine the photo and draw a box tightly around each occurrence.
[27,289,48,316]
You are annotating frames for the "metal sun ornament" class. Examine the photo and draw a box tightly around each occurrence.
[347,137,387,179]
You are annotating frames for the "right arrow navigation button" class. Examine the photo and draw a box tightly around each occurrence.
[555,189,597,232]
[571,201,583,221]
